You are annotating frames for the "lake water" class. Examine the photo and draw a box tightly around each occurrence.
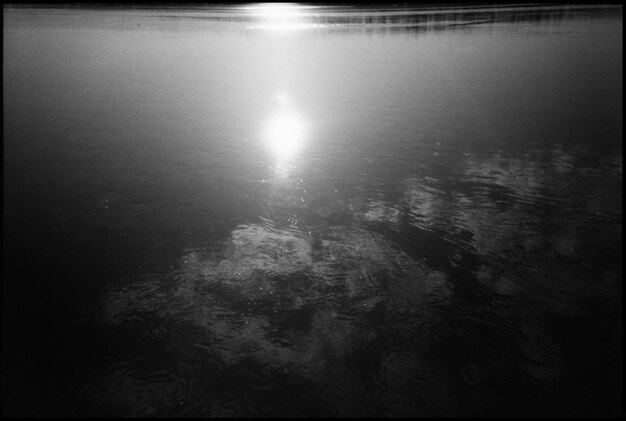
[2,4,622,417]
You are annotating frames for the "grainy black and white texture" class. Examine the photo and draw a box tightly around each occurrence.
[2,3,622,417]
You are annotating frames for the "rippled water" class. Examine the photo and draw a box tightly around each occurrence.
[3,4,622,417]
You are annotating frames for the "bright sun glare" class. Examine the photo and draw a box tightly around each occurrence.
[244,3,320,32]
[264,110,306,161]
[249,3,305,19]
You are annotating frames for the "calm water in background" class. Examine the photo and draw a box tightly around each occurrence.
[2,4,622,417]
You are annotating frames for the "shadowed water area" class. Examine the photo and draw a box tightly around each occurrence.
[2,3,622,417]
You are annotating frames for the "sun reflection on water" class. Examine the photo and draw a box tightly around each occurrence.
[242,3,324,32]
[261,89,308,171]
[264,108,306,161]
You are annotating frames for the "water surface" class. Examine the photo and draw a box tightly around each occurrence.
[2,4,622,417]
